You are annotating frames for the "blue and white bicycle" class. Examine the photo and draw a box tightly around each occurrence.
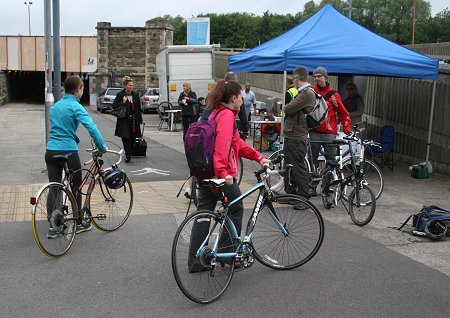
[171,155,324,304]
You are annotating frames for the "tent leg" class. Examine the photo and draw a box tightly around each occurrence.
[425,80,436,170]
[280,71,287,151]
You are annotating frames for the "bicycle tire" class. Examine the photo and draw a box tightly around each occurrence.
[252,194,324,270]
[236,156,243,185]
[341,158,383,201]
[267,149,284,193]
[172,210,235,304]
[88,174,133,232]
[267,150,313,195]
[191,157,243,207]
[348,184,376,226]
[32,183,77,258]
[191,177,199,207]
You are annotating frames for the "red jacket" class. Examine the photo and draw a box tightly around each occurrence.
[211,104,264,179]
[313,85,352,134]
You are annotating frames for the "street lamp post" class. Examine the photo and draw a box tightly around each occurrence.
[24,1,33,36]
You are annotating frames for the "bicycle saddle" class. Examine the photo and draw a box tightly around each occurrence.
[52,153,73,162]
[202,179,226,188]
[325,159,340,167]
[332,139,348,145]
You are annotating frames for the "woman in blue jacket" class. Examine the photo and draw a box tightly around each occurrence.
[45,75,107,237]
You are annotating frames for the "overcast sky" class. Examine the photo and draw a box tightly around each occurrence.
[1,0,448,36]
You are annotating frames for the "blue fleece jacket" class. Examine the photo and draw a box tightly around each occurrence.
[46,94,107,152]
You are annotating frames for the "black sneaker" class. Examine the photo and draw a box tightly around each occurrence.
[308,187,318,197]
[47,227,63,239]
[76,222,92,234]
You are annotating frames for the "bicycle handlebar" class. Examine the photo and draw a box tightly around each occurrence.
[83,148,125,166]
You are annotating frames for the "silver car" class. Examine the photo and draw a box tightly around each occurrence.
[97,88,122,113]
[140,87,160,113]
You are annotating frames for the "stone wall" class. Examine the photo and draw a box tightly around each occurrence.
[90,19,173,95]
[0,72,7,105]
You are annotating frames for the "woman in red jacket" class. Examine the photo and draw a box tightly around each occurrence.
[198,79,270,236]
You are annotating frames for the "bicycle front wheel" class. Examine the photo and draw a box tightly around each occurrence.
[32,183,77,258]
[172,210,236,304]
[88,174,133,232]
[348,184,376,226]
[252,195,324,270]
[342,158,383,201]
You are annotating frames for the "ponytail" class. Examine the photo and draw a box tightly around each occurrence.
[207,80,241,109]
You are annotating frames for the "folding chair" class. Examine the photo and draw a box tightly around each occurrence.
[366,125,395,171]
[157,102,171,130]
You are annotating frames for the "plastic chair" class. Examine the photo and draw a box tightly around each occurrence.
[366,125,395,171]
[157,102,172,130]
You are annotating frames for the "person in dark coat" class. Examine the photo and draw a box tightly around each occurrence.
[178,82,198,140]
[112,76,143,163]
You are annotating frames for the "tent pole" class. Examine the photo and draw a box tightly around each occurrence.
[280,71,287,147]
[425,80,437,167]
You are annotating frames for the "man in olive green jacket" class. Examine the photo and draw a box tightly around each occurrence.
[283,66,315,206]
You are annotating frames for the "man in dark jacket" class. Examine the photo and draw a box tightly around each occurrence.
[283,66,315,208]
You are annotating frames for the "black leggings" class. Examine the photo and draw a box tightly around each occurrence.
[45,150,82,220]
[182,115,198,140]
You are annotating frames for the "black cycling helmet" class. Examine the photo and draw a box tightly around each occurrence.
[424,219,447,240]
[104,168,126,189]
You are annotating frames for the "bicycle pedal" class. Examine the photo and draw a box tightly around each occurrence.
[96,213,107,220]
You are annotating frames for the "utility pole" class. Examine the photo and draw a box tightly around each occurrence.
[347,0,354,19]
[412,0,416,45]
[44,0,53,142]
[52,0,61,102]
[24,2,33,36]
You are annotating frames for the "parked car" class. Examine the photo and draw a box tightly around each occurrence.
[140,87,160,113]
[97,88,122,113]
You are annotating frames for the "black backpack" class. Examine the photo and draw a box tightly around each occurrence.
[396,205,450,240]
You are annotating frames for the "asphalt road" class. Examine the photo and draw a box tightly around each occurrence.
[0,103,189,186]
[1,213,449,318]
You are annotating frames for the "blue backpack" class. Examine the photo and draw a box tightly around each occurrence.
[396,205,450,240]
[184,108,235,180]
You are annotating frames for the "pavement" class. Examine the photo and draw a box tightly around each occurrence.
[0,102,449,276]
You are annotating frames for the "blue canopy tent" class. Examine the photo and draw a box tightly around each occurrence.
[228,4,439,165]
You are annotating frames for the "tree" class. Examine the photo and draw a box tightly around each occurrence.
[161,0,441,48]
[163,15,186,45]
[424,9,450,42]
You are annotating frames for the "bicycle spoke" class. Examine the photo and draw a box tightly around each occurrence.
[252,195,324,270]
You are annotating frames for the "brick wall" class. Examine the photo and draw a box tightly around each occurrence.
[90,19,173,96]
[0,72,7,105]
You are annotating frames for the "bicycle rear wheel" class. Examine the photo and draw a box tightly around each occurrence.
[267,149,285,193]
[348,184,376,226]
[172,211,236,304]
[88,174,133,231]
[342,158,383,201]
[191,177,199,207]
[252,195,324,270]
[32,183,77,258]
[236,156,243,185]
